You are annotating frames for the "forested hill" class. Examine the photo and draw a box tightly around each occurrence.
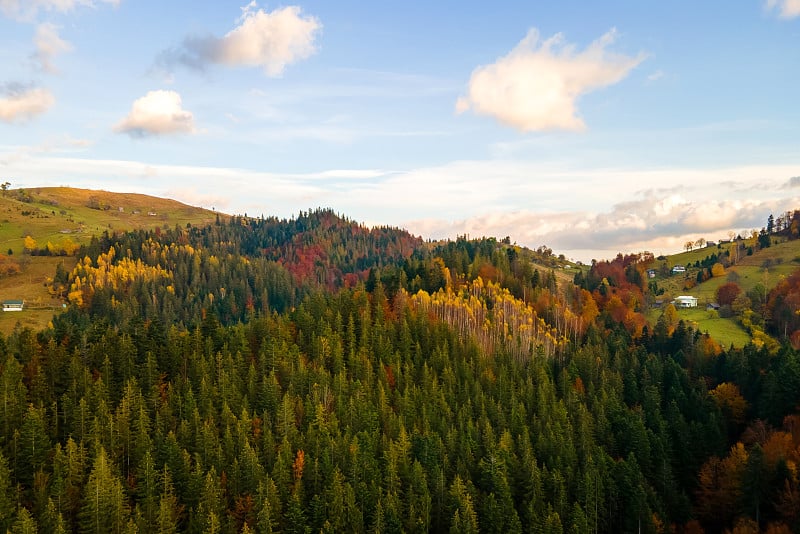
[54,208,569,331]
[0,203,799,533]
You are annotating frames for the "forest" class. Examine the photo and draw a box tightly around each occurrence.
[0,208,799,533]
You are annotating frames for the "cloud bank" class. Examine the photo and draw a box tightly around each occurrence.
[766,0,800,18]
[0,85,55,122]
[114,90,196,137]
[32,23,73,73]
[456,28,645,132]
[162,3,321,76]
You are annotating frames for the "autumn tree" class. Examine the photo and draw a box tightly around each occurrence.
[23,235,36,254]
[696,443,748,528]
[717,282,742,306]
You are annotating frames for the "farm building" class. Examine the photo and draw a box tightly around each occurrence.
[674,295,698,308]
[671,265,686,274]
[2,299,24,312]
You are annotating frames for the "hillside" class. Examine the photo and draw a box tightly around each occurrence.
[0,188,582,335]
[0,187,218,333]
[0,186,217,254]
[0,189,797,532]
[644,235,800,348]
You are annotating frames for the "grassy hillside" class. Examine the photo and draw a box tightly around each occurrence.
[0,187,218,333]
[0,186,217,255]
[648,238,800,347]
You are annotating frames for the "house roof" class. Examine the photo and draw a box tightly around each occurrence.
[2,299,24,305]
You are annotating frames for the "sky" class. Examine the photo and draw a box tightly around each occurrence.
[1,0,799,262]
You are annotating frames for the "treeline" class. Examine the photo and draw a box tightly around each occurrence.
[57,213,560,332]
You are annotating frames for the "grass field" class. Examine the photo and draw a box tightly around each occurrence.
[0,187,218,255]
[0,256,73,333]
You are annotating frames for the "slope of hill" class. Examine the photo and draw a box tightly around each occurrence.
[0,186,217,254]
[0,187,218,333]
[645,237,800,347]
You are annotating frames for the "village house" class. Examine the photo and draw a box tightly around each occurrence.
[674,295,698,308]
[671,265,686,275]
[2,299,24,311]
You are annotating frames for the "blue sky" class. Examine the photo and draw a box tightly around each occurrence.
[1,0,799,261]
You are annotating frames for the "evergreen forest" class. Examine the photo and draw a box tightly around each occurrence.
[1,208,799,533]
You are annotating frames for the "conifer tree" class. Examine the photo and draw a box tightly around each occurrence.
[10,507,37,534]
[79,447,130,533]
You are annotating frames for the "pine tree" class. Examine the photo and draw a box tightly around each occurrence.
[18,404,50,489]
[79,447,130,533]
[155,465,182,534]
[10,507,37,534]
[448,476,478,533]
[135,451,158,529]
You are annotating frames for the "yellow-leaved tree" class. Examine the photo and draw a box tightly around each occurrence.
[710,382,748,425]
[23,235,36,253]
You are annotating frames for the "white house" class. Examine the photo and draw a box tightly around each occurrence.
[2,299,24,312]
[674,295,698,308]
[671,265,686,274]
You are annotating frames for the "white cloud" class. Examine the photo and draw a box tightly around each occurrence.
[647,70,664,82]
[163,3,321,76]
[0,86,55,122]
[114,90,196,137]
[32,23,72,73]
[0,0,118,21]
[456,28,645,132]
[405,195,791,262]
[766,0,800,18]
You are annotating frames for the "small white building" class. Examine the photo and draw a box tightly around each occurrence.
[674,295,698,308]
[2,299,24,312]
[671,265,686,274]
